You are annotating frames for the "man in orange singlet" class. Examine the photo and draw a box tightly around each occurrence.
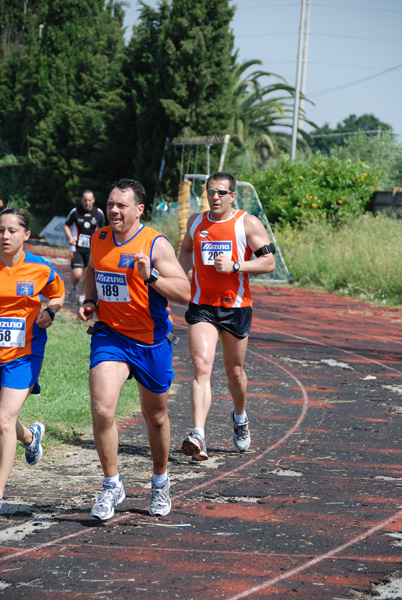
[178,172,276,461]
[77,178,190,520]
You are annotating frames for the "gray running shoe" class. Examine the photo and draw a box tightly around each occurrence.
[231,410,250,452]
[67,288,77,303]
[148,479,171,516]
[21,422,45,465]
[91,480,125,521]
[181,431,209,461]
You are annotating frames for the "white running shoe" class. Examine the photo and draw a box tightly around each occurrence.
[181,431,209,461]
[231,410,251,452]
[21,422,45,465]
[148,479,171,516]
[91,480,125,521]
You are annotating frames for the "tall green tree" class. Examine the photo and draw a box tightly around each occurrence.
[125,0,236,204]
[0,0,129,217]
[0,0,49,206]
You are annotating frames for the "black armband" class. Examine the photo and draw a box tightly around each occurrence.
[254,243,276,257]
[83,299,98,307]
[43,307,56,321]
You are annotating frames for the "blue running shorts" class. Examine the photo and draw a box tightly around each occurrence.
[89,324,174,394]
[0,355,42,394]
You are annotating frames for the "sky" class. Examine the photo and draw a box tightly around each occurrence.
[123,0,402,139]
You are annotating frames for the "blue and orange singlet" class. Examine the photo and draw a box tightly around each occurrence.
[0,251,65,363]
[189,210,253,308]
[90,225,173,344]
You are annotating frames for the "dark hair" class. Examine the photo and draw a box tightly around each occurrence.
[82,189,95,198]
[0,207,30,231]
[206,172,236,192]
[113,178,147,206]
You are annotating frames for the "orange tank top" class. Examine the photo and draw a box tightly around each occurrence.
[90,225,173,344]
[190,210,252,308]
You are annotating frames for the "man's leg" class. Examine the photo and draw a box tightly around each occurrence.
[71,266,83,289]
[137,383,170,476]
[68,265,83,302]
[221,331,251,452]
[188,321,220,429]
[220,331,249,416]
[89,360,129,520]
[137,383,172,516]
[89,360,129,477]
[181,321,219,460]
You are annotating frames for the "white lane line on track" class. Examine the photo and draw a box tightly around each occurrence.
[174,352,310,498]
[0,352,309,565]
[226,507,402,600]
[254,303,402,347]
[254,322,402,374]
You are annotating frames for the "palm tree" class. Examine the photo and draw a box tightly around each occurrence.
[230,59,315,170]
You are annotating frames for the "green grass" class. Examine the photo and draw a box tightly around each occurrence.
[274,213,402,306]
[19,312,140,448]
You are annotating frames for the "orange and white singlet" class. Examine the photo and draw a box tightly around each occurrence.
[90,224,173,344]
[190,209,253,308]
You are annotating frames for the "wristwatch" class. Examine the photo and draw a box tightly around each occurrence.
[144,268,159,285]
[233,261,240,273]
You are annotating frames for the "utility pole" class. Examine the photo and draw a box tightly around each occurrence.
[290,0,307,161]
[299,0,311,130]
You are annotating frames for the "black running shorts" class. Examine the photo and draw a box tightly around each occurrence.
[71,248,91,269]
[185,302,252,339]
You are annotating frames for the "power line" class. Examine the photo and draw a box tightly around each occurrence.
[236,31,402,44]
[268,60,389,70]
[312,33,402,44]
[310,62,402,97]
[235,2,402,12]
[311,130,396,138]
[312,3,402,14]
[235,3,300,9]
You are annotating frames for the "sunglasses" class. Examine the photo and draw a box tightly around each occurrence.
[207,188,232,197]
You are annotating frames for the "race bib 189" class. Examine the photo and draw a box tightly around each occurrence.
[0,317,26,347]
[201,241,232,265]
[95,271,131,303]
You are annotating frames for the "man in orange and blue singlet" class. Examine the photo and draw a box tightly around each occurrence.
[77,178,190,521]
[178,171,276,462]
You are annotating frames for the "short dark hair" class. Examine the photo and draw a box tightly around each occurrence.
[113,178,146,205]
[0,207,30,231]
[82,189,95,198]
[206,172,236,192]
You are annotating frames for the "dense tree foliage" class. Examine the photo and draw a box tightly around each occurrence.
[309,113,393,154]
[0,1,399,232]
[125,0,236,204]
[0,0,128,215]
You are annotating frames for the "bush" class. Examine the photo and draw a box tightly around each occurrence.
[330,132,402,190]
[245,153,378,227]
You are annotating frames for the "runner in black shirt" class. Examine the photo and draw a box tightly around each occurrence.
[64,189,105,303]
